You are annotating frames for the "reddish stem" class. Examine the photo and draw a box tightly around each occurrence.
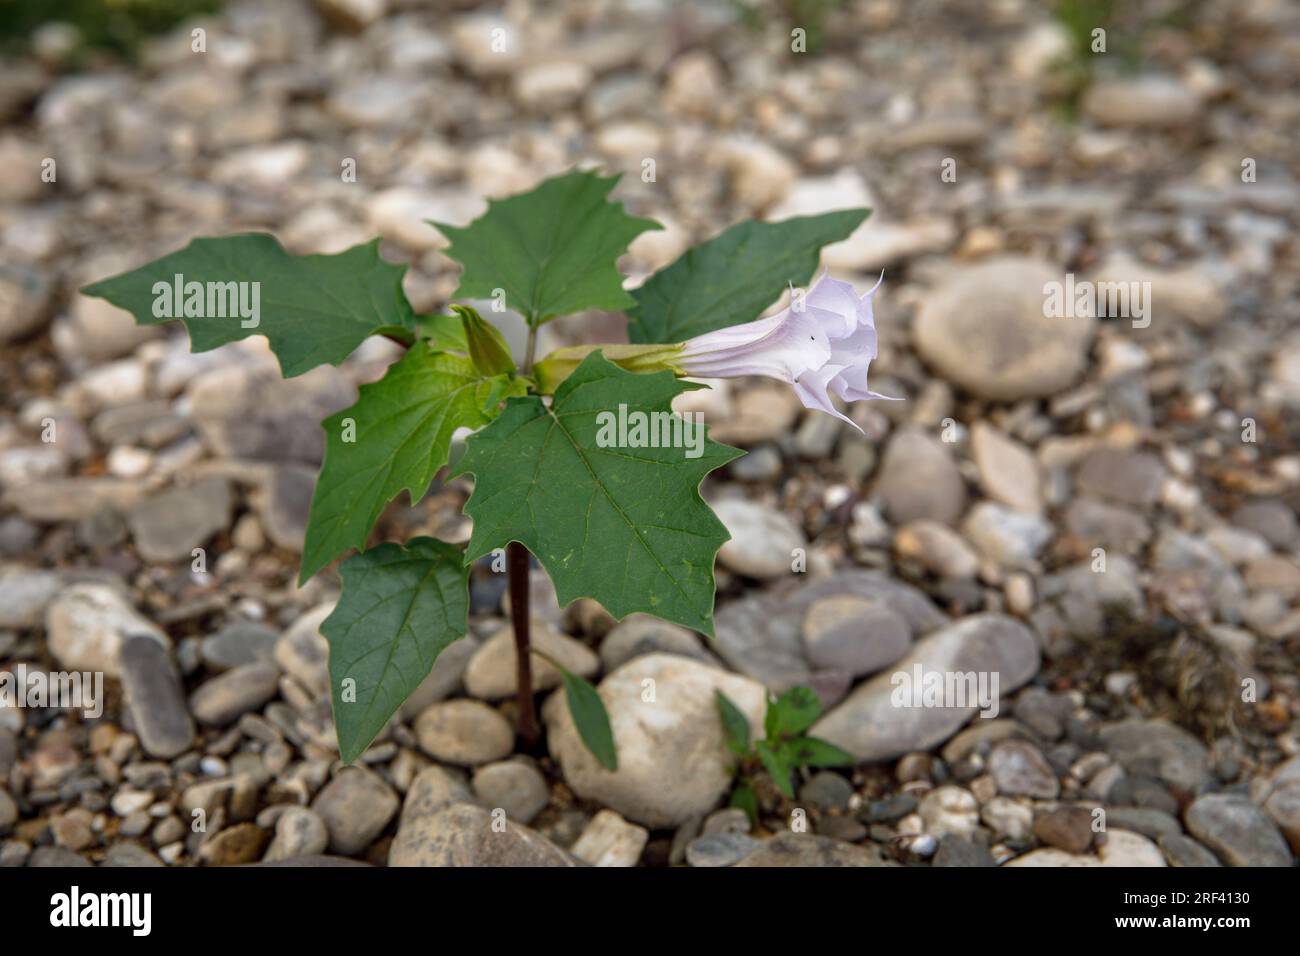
[507,540,540,746]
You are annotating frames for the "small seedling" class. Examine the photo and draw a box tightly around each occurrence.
[716,685,855,821]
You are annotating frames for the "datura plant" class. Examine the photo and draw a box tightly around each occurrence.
[82,169,893,769]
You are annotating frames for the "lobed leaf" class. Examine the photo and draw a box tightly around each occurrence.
[451,352,742,636]
[299,342,526,584]
[433,170,661,326]
[321,537,470,764]
[81,234,417,377]
[627,210,870,344]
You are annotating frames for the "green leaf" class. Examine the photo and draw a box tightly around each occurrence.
[81,234,416,377]
[627,210,870,344]
[729,784,759,826]
[321,537,470,764]
[299,342,526,584]
[433,170,661,326]
[715,689,752,759]
[557,664,618,771]
[783,736,856,769]
[416,313,468,351]
[764,686,823,740]
[756,739,796,799]
[451,352,742,636]
[453,304,516,377]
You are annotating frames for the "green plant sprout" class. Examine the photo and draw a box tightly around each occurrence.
[716,686,855,822]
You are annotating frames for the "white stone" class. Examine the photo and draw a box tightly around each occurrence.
[544,654,767,828]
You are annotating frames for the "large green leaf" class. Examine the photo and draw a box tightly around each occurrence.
[433,170,660,326]
[321,537,470,764]
[627,210,870,344]
[451,352,742,636]
[299,342,525,584]
[81,234,416,377]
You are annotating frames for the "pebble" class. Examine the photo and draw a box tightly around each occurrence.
[798,771,854,811]
[0,788,16,830]
[913,257,1095,401]
[101,843,163,867]
[463,620,598,700]
[125,476,232,562]
[543,654,767,828]
[989,740,1059,798]
[514,61,591,112]
[201,621,280,671]
[971,423,1042,514]
[1159,833,1223,867]
[1033,806,1094,853]
[1184,793,1293,867]
[0,569,65,628]
[263,807,330,862]
[895,521,980,579]
[1098,719,1211,795]
[702,808,751,835]
[732,832,890,867]
[311,767,399,856]
[189,662,281,727]
[1082,75,1201,128]
[45,583,169,677]
[570,809,649,867]
[254,464,316,551]
[1007,828,1166,867]
[918,786,980,839]
[933,834,995,867]
[599,614,713,671]
[119,636,194,759]
[714,570,947,701]
[198,823,269,866]
[1076,448,1167,506]
[714,499,806,579]
[1232,500,1298,551]
[274,603,334,698]
[472,761,549,825]
[873,426,967,525]
[800,595,911,676]
[961,503,1054,569]
[415,699,514,766]
[389,803,575,867]
[686,832,762,867]
[813,615,1040,761]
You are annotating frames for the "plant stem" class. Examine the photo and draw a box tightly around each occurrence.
[507,540,540,747]
[523,322,538,374]
[506,323,542,746]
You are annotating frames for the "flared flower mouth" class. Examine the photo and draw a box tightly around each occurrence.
[677,269,899,431]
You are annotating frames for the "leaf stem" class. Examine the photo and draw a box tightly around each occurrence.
[507,540,541,747]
